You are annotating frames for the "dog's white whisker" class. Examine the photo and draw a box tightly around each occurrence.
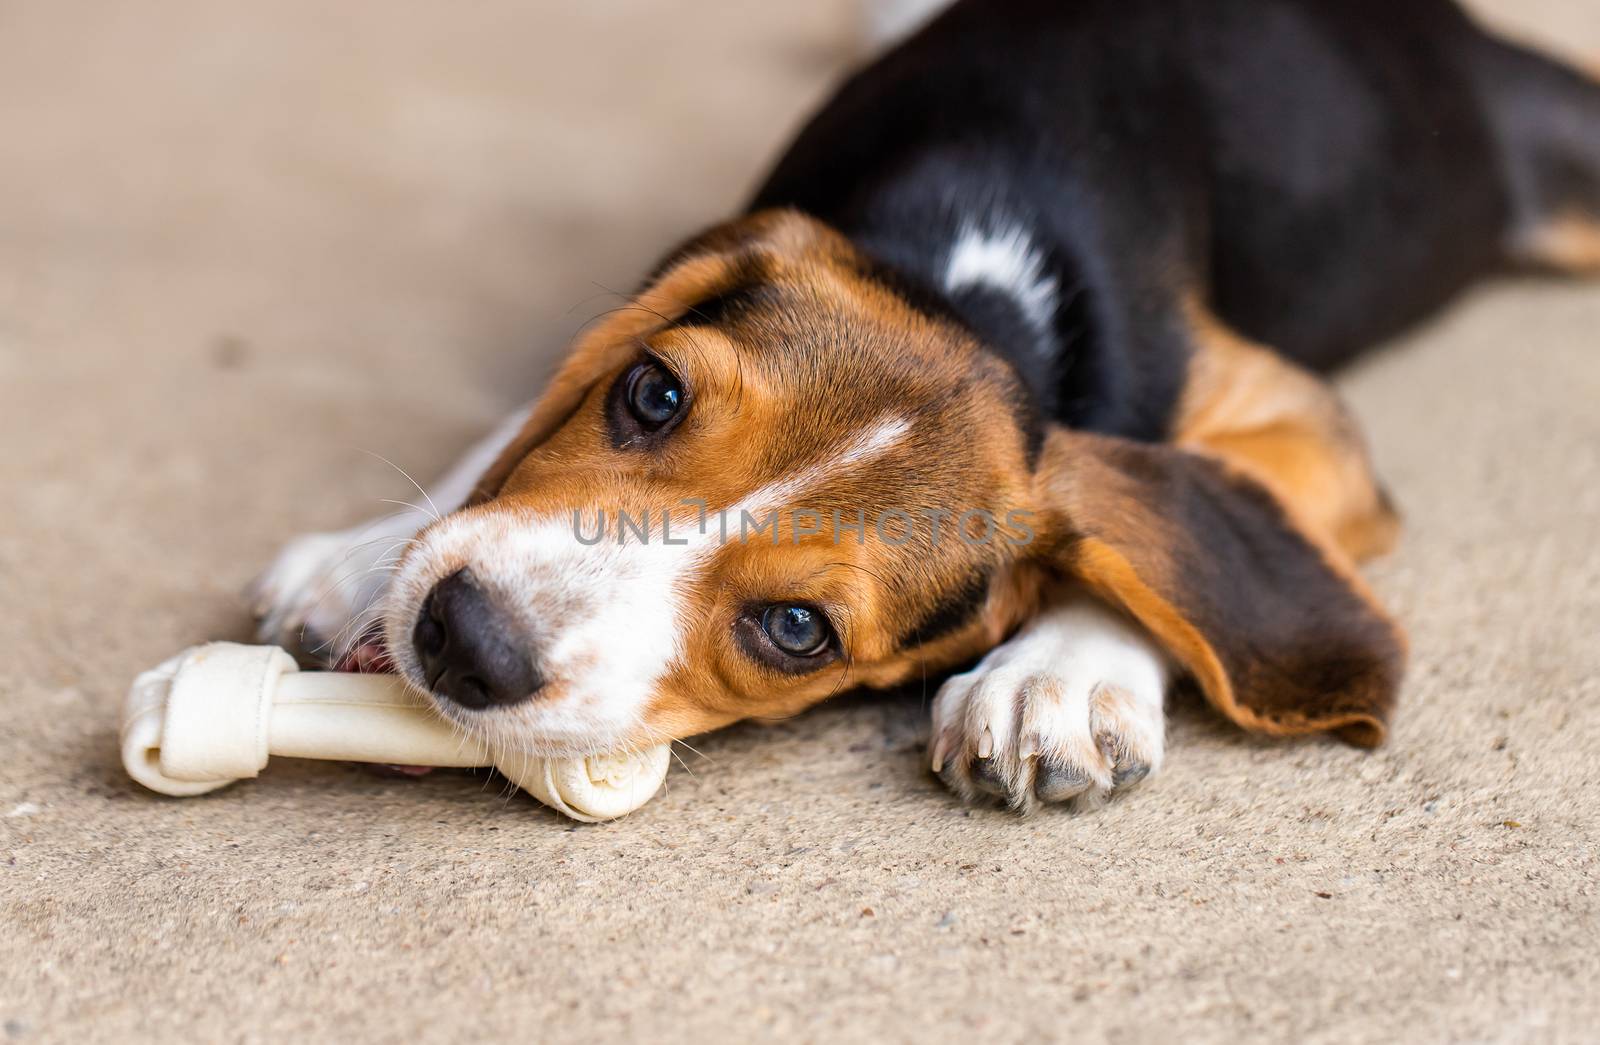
[357,449,444,524]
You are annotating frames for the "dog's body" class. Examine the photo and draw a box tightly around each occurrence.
[761,0,1572,405]
[253,0,1600,812]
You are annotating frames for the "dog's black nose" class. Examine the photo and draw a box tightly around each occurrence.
[413,568,543,709]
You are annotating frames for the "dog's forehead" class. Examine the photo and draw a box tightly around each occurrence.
[627,265,1043,549]
[668,270,1017,427]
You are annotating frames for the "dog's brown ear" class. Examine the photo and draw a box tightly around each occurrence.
[1030,429,1405,746]
[465,249,747,505]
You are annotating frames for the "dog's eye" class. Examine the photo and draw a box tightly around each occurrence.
[625,362,683,430]
[761,604,832,657]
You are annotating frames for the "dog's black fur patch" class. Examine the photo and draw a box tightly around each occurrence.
[753,0,1600,432]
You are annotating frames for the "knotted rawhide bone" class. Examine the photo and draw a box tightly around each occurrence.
[120,642,671,822]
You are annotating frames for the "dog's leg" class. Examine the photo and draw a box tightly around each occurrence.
[1175,303,1400,567]
[932,300,1403,812]
[249,404,532,664]
[931,592,1170,814]
[1470,33,1600,273]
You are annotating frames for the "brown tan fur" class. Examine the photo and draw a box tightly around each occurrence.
[1517,212,1600,273]
[1175,300,1400,566]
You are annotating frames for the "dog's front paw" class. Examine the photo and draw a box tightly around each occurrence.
[248,527,400,663]
[930,596,1168,813]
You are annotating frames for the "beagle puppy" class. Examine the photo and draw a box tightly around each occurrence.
[251,0,1600,812]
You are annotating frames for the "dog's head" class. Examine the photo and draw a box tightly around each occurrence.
[384,209,1405,759]
[383,211,1051,756]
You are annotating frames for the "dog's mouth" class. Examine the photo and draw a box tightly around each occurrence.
[333,623,396,675]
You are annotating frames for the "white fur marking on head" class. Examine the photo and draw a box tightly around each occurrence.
[944,222,1060,338]
[729,415,911,522]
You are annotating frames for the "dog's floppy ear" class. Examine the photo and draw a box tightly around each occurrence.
[1028,429,1406,746]
[465,244,750,505]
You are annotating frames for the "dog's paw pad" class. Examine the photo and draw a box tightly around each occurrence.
[1031,758,1093,803]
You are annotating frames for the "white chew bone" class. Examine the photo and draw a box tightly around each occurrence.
[120,642,671,822]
